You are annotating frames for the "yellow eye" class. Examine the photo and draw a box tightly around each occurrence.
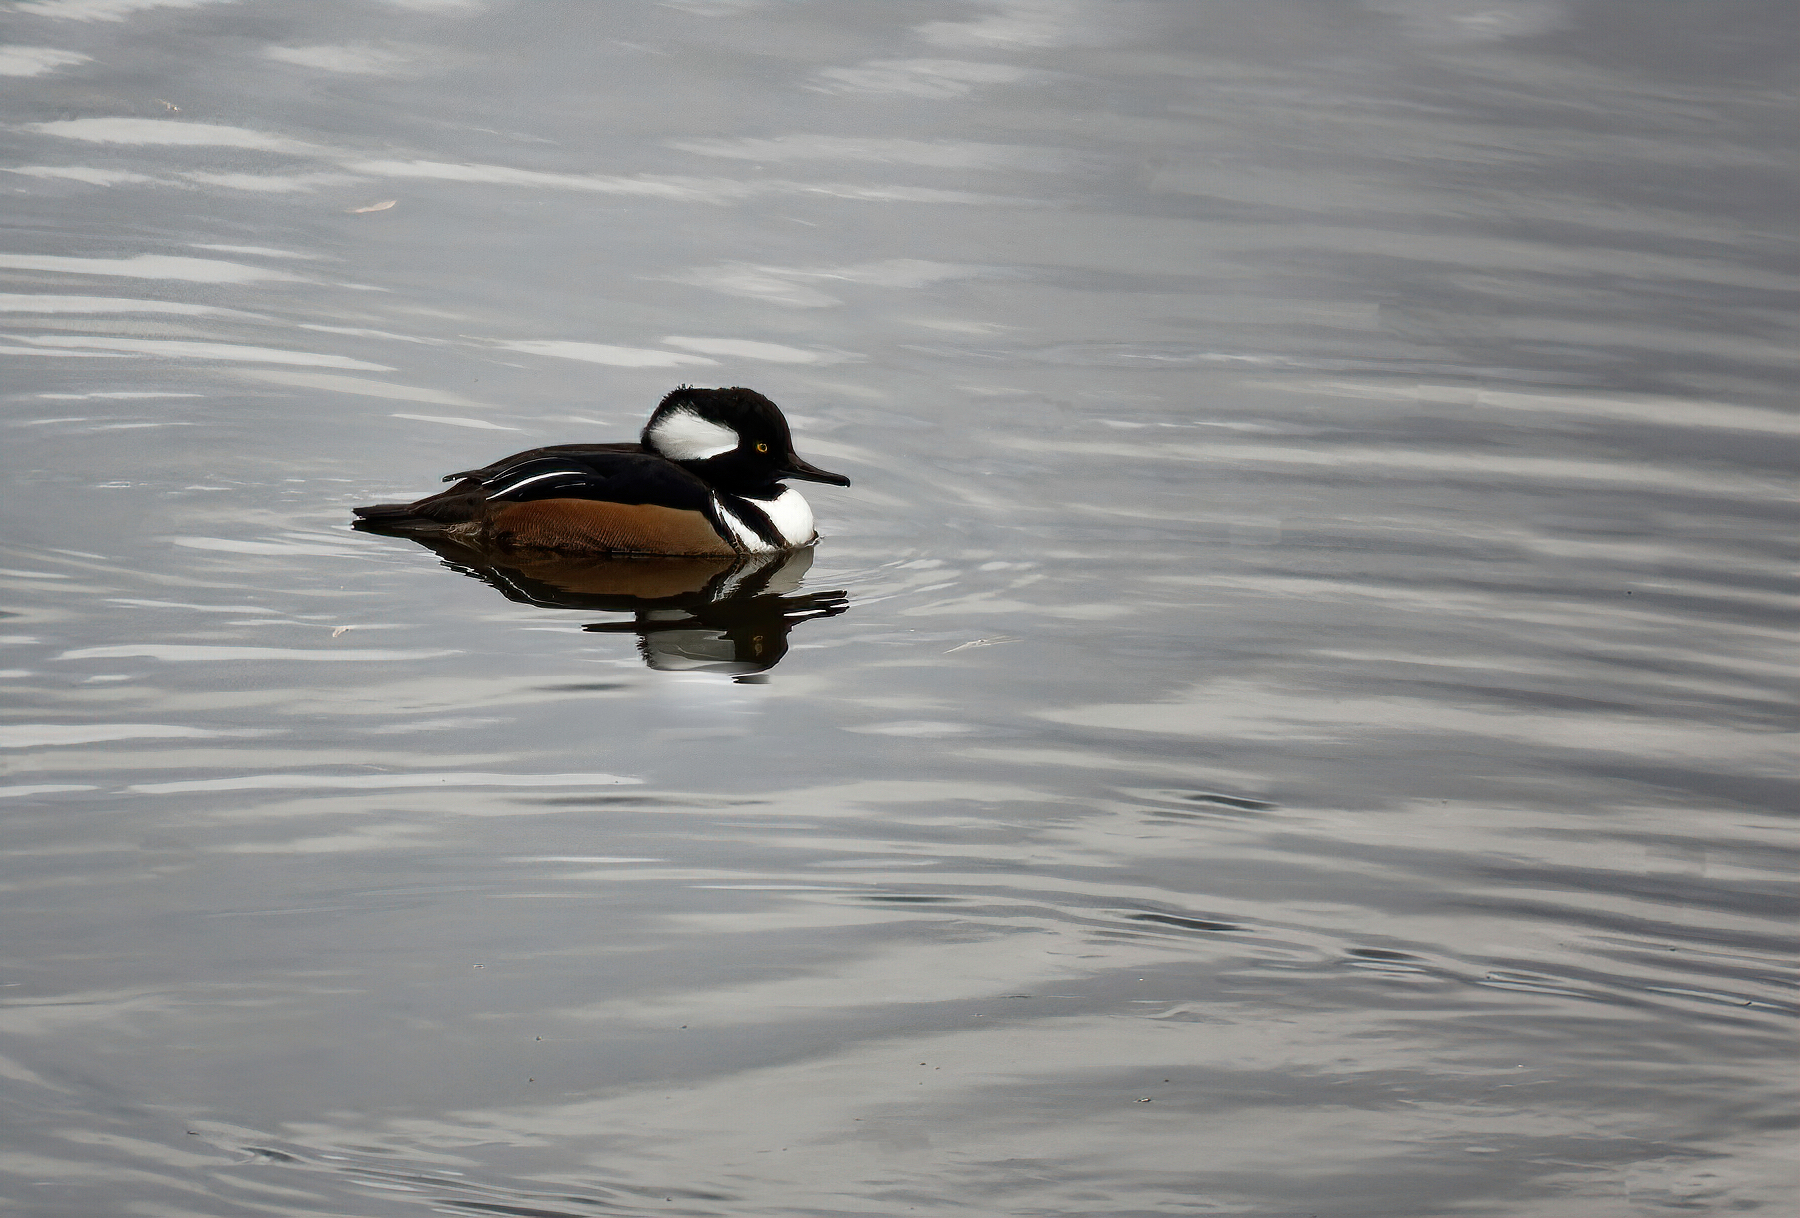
[755,442,769,453]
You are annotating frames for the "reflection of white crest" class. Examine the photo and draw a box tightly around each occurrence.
[648,407,738,461]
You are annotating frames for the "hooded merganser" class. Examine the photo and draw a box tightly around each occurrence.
[351,386,850,556]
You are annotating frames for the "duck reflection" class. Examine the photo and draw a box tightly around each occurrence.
[366,534,848,676]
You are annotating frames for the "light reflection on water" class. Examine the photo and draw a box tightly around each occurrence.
[2,1,1795,1214]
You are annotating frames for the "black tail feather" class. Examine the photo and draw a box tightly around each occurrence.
[350,503,448,534]
[352,503,424,521]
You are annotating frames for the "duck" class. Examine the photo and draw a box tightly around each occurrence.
[352,386,850,556]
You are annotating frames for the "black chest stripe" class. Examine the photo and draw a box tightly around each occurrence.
[717,493,784,548]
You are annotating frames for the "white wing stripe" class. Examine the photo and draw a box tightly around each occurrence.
[490,470,580,498]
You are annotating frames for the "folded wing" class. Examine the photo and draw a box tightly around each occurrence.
[354,449,716,531]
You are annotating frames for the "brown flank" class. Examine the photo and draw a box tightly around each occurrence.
[487,499,736,557]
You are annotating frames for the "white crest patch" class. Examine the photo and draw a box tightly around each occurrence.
[647,406,739,462]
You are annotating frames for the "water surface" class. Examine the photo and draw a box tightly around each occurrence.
[2,2,1795,1215]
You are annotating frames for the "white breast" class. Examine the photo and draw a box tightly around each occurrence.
[716,487,815,553]
[759,486,816,547]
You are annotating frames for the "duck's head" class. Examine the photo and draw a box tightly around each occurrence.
[643,386,850,494]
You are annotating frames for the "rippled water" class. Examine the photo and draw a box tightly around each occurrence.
[3,2,1795,1214]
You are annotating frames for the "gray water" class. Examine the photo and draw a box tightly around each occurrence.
[2,2,1795,1215]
